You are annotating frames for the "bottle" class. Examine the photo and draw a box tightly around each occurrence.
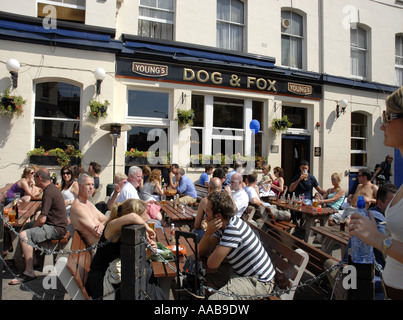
[13,198,19,219]
[287,194,291,204]
[51,173,57,184]
[351,196,374,264]
[170,223,176,244]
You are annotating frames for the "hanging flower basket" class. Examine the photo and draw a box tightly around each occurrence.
[177,108,195,126]
[271,116,293,133]
[88,99,109,120]
[27,146,82,166]
[0,89,26,117]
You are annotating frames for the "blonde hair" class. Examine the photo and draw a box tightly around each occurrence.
[149,169,161,183]
[386,86,403,113]
[331,172,342,182]
[114,172,128,183]
[108,199,147,224]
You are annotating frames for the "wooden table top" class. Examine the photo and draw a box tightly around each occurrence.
[4,200,41,227]
[310,225,350,246]
[269,199,337,217]
[157,201,196,223]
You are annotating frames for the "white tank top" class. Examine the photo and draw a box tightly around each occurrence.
[383,188,403,289]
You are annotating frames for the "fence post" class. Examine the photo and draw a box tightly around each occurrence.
[120,224,147,300]
[0,204,4,300]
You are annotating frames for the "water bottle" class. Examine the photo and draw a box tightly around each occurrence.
[351,196,374,264]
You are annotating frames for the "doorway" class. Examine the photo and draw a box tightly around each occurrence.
[281,135,311,187]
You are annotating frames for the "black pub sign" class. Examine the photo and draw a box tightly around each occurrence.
[116,57,322,100]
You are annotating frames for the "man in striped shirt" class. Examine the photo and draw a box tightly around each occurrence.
[199,191,275,300]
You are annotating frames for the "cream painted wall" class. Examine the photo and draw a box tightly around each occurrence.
[0,41,116,202]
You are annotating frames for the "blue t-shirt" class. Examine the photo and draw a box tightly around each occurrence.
[177,174,197,199]
[198,172,209,186]
[291,173,319,200]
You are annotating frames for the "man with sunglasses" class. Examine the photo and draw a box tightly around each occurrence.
[199,190,275,300]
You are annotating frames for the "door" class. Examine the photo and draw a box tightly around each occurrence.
[281,135,311,187]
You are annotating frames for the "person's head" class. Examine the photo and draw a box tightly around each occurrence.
[142,165,151,177]
[78,172,94,199]
[175,168,185,180]
[34,168,51,188]
[109,199,148,224]
[262,164,271,175]
[230,172,243,191]
[213,167,226,184]
[149,169,162,183]
[114,172,128,189]
[385,155,394,164]
[72,165,84,180]
[208,177,222,193]
[233,161,243,172]
[376,183,398,213]
[245,171,258,185]
[171,163,179,174]
[382,86,403,149]
[128,166,143,188]
[273,166,284,178]
[358,168,371,182]
[205,164,214,174]
[89,162,101,175]
[206,191,235,222]
[299,160,309,173]
[22,166,35,179]
[221,164,229,174]
[61,165,74,188]
[330,173,342,186]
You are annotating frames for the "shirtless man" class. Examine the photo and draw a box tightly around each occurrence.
[329,168,378,226]
[347,168,378,208]
[192,177,222,241]
[70,172,108,246]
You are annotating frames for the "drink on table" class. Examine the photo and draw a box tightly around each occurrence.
[8,209,16,223]
[161,194,166,205]
[339,220,346,232]
[312,198,318,208]
[147,219,156,231]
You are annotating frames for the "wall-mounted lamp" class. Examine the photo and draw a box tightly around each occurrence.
[6,58,20,89]
[336,99,348,118]
[94,67,106,95]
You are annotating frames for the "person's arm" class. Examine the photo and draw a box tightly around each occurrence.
[321,188,344,205]
[314,185,326,195]
[72,206,105,239]
[198,217,221,258]
[350,211,403,264]
[19,179,35,197]
[288,175,303,193]
[105,212,155,241]
[194,198,207,230]
[371,167,382,182]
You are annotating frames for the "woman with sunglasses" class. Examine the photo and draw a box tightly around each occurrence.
[60,165,79,217]
[270,166,285,198]
[5,166,40,205]
[349,86,403,299]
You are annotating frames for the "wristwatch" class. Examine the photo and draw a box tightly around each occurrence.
[382,237,393,259]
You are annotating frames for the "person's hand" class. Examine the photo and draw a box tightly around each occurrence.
[349,211,383,248]
[145,224,156,241]
[205,217,222,236]
[224,185,232,194]
[300,172,308,181]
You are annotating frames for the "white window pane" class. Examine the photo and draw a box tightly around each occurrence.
[141,0,157,7]
[231,0,244,24]
[281,36,291,66]
[217,21,229,49]
[281,11,303,37]
[396,36,403,56]
[396,68,403,87]
[158,0,173,11]
[230,25,243,51]
[217,0,230,20]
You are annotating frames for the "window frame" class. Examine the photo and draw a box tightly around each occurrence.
[216,0,246,52]
[138,0,175,40]
[350,26,370,80]
[281,10,304,69]
[396,34,403,87]
[350,112,368,169]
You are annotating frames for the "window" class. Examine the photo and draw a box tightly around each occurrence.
[37,0,85,23]
[190,94,265,162]
[138,0,174,41]
[351,112,368,168]
[396,35,403,87]
[281,11,303,69]
[34,82,80,150]
[282,106,307,130]
[126,89,170,154]
[217,0,245,51]
[351,26,369,79]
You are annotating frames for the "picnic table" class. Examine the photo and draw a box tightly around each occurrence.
[157,200,196,229]
[310,224,350,257]
[268,199,337,244]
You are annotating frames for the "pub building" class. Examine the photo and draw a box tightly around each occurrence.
[0,2,401,205]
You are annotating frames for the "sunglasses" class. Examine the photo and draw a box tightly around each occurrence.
[62,172,71,175]
[382,111,403,125]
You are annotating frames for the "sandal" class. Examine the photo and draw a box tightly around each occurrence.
[9,273,37,285]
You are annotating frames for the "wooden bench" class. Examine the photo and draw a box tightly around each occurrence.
[259,220,339,277]
[56,231,92,300]
[0,183,13,203]
[194,184,208,202]
[249,223,309,300]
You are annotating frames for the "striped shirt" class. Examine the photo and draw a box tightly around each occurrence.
[214,216,275,282]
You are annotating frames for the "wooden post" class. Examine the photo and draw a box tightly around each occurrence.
[120,224,147,300]
[0,204,4,300]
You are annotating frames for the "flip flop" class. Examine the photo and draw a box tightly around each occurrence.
[9,273,37,285]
